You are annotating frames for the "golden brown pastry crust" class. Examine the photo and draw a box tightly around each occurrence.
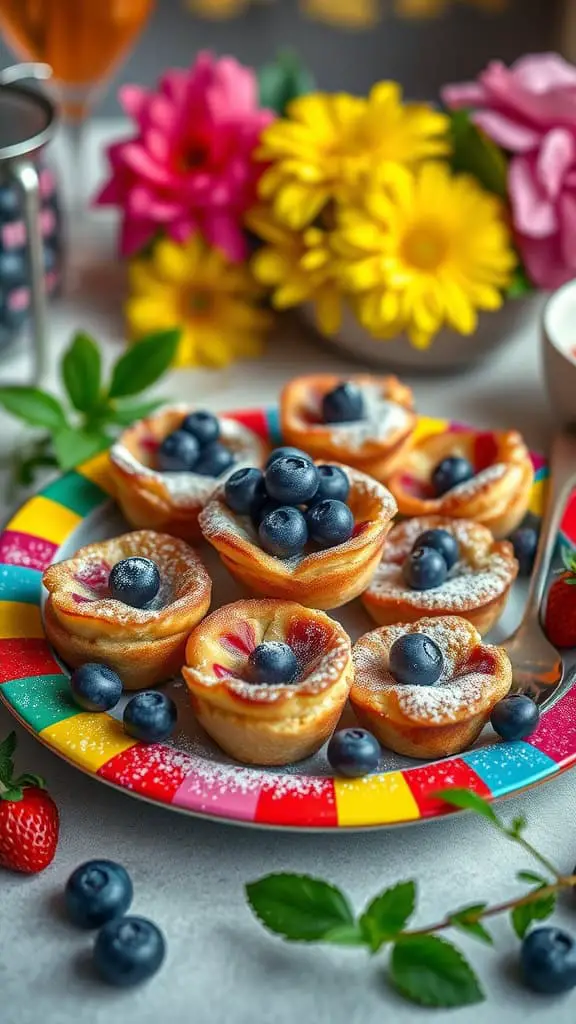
[183,599,353,765]
[280,373,416,479]
[362,515,518,635]
[43,530,212,689]
[351,617,512,759]
[198,464,397,610]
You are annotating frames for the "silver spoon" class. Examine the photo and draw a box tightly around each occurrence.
[505,428,576,703]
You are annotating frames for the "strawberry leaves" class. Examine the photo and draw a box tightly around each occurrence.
[0,731,45,801]
[560,545,576,582]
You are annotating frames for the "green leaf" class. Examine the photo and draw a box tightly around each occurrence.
[0,387,67,430]
[449,109,508,198]
[14,771,45,789]
[433,788,501,827]
[61,331,102,412]
[258,50,315,115]
[245,873,359,944]
[0,787,23,802]
[108,329,180,399]
[449,904,493,945]
[517,870,550,886]
[0,731,16,782]
[52,427,111,471]
[561,546,576,575]
[389,935,484,1008]
[16,452,58,487]
[511,888,556,939]
[360,881,416,952]
[322,924,366,946]
[106,398,166,427]
[506,265,533,299]
[509,815,527,838]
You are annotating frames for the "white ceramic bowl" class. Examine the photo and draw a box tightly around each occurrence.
[542,279,576,426]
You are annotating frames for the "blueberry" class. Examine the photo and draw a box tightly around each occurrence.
[306,499,354,548]
[265,456,319,505]
[414,528,458,571]
[157,429,199,472]
[70,663,122,712]
[521,927,576,994]
[432,456,474,496]
[322,382,365,424]
[181,410,220,446]
[193,442,235,477]
[490,693,540,740]
[247,642,298,684]
[308,465,350,505]
[224,467,264,515]
[93,916,166,987]
[123,691,177,743]
[65,860,133,929]
[252,498,283,527]
[0,185,20,220]
[109,557,160,609]
[0,250,26,285]
[389,633,444,686]
[510,526,538,576]
[265,446,313,468]
[327,728,380,778]
[403,546,448,590]
[259,506,308,558]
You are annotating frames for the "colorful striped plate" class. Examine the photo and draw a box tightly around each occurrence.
[0,407,575,831]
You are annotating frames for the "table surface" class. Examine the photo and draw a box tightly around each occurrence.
[0,124,573,1024]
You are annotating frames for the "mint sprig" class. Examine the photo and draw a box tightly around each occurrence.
[245,789,576,1009]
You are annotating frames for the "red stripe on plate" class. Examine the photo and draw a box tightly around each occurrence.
[527,685,576,766]
[98,743,194,801]
[0,531,57,570]
[560,491,576,547]
[0,637,62,684]
[255,776,337,827]
[225,409,269,439]
[403,758,491,817]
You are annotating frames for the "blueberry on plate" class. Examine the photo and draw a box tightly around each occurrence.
[413,528,458,571]
[93,916,166,987]
[65,860,133,929]
[327,728,380,778]
[109,557,161,609]
[224,467,264,515]
[70,663,123,712]
[509,526,538,576]
[265,455,319,505]
[181,410,220,446]
[259,506,308,558]
[247,641,298,684]
[321,382,365,424]
[193,442,235,477]
[403,546,448,591]
[521,927,576,994]
[306,499,354,548]
[123,691,177,743]
[265,446,313,468]
[490,693,540,740]
[432,456,474,496]
[309,465,350,505]
[157,429,199,472]
[389,633,444,686]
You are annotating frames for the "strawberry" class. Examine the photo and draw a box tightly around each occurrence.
[0,731,59,873]
[544,547,576,649]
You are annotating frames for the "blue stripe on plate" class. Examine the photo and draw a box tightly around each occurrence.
[0,564,42,605]
[462,740,556,795]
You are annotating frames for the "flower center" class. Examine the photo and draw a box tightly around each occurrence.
[402,224,447,271]
[187,290,212,317]
[178,142,207,172]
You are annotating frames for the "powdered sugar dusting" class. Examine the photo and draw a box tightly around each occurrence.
[447,463,507,498]
[310,383,411,452]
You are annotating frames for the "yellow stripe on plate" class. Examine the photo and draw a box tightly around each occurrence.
[412,416,448,444]
[529,477,546,517]
[40,713,137,773]
[334,771,420,827]
[7,496,81,545]
[0,601,44,638]
[77,452,116,494]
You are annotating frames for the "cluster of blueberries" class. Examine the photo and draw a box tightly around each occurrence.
[65,859,164,986]
[224,447,354,559]
[157,410,235,478]
[402,527,459,591]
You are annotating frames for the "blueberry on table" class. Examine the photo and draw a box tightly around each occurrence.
[321,382,365,424]
[259,506,308,558]
[327,728,380,778]
[224,467,265,515]
[109,557,161,609]
[432,456,474,496]
[93,916,166,987]
[65,860,133,929]
[265,455,319,505]
[70,663,123,712]
[403,546,448,590]
[247,642,298,684]
[490,693,540,740]
[194,442,235,477]
[306,499,354,548]
[309,464,350,505]
[509,526,538,576]
[123,691,177,743]
[157,429,199,472]
[389,633,444,686]
[181,410,220,446]
[265,446,313,468]
[413,528,458,571]
[521,927,576,994]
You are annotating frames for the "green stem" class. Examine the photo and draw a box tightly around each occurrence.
[510,834,562,882]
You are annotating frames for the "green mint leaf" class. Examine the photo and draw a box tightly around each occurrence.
[245,873,358,944]
[53,427,110,472]
[433,788,501,827]
[449,109,507,198]
[359,881,416,952]
[0,387,67,431]
[258,50,315,115]
[389,935,484,1008]
[511,888,556,939]
[108,329,180,399]
[509,815,527,838]
[506,265,533,299]
[61,331,102,412]
[449,904,493,945]
[322,924,366,946]
[0,731,16,783]
[106,398,166,427]
[517,870,550,886]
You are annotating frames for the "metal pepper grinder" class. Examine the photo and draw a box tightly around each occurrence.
[0,63,58,383]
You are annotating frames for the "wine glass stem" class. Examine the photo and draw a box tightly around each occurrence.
[64,116,86,217]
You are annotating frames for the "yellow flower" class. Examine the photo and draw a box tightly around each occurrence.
[334,162,515,349]
[125,235,271,368]
[257,84,449,230]
[247,204,342,335]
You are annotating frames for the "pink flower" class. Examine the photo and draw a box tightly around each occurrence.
[94,52,274,262]
[442,53,576,288]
